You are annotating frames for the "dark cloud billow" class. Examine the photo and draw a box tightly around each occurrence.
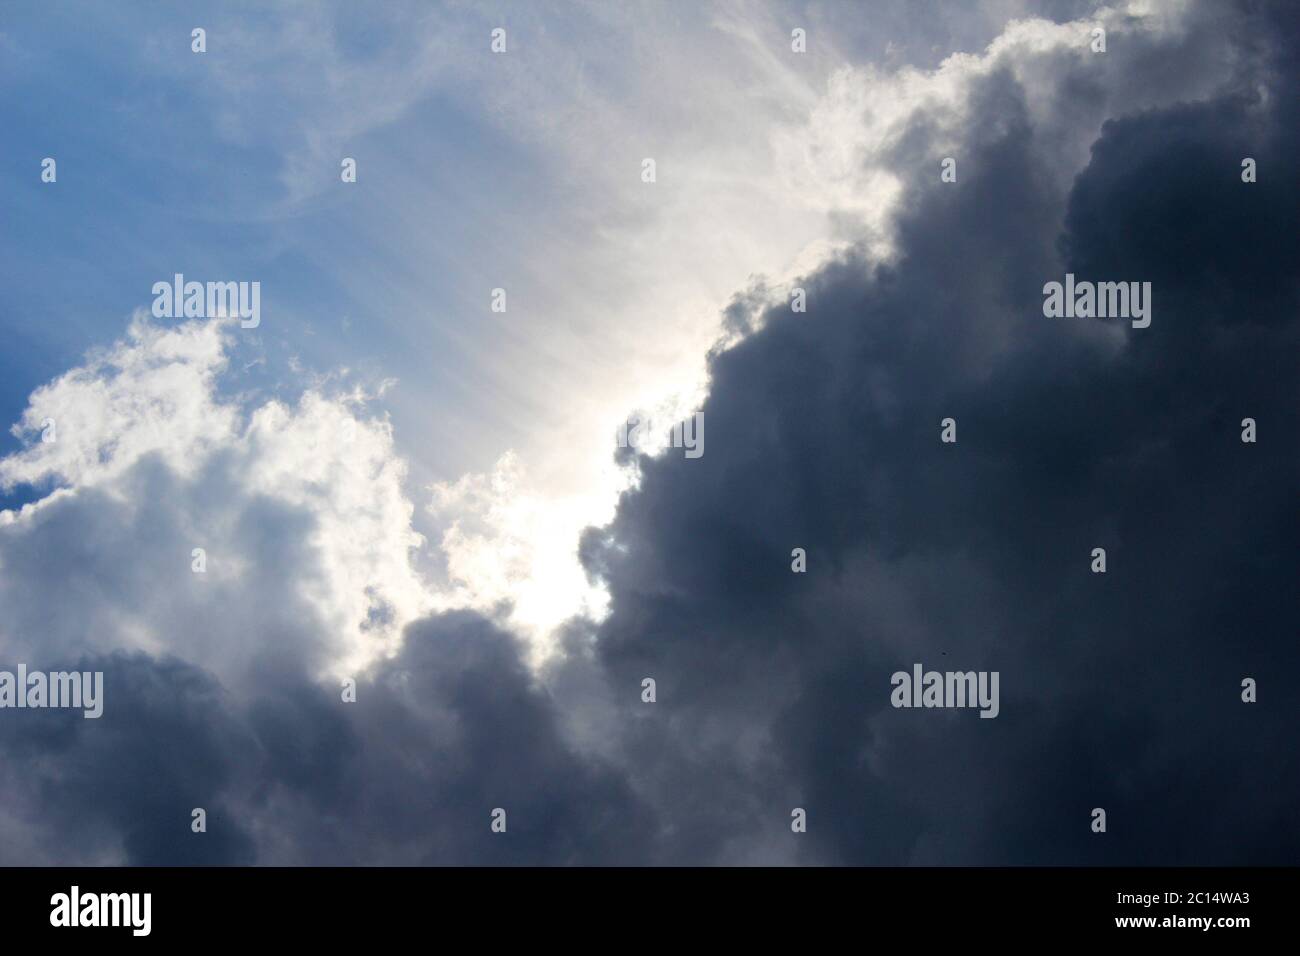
[245,612,656,865]
[0,614,653,865]
[1,0,1295,866]
[0,653,259,865]
[576,0,1299,864]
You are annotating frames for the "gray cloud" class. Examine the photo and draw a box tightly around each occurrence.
[575,0,1300,864]
[0,614,653,865]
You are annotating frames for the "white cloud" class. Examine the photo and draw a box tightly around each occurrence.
[0,316,432,686]
[2,315,237,492]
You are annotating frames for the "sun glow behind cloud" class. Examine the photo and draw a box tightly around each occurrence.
[406,0,1207,659]
[0,0,1214,678]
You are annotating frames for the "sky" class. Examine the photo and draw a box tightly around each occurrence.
[0,0,1296,865]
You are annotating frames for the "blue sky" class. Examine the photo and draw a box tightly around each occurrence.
[1,3,542,478]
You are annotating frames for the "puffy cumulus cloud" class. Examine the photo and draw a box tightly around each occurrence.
[0,318,648,865]
[1,316,237,491]
[0,313,661,866]
[0,652,260,865]
[241,612,655,865]
[0,314,429,685]
[767,0,1232,262]
[572,0,1300,864]
[238,389,431,678]
[0,617,652,865]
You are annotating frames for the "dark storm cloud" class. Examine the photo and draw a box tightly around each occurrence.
[576,0,1300,864]
[249,612,655,865]
[0,652,259,865]
[0,613,652,865]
